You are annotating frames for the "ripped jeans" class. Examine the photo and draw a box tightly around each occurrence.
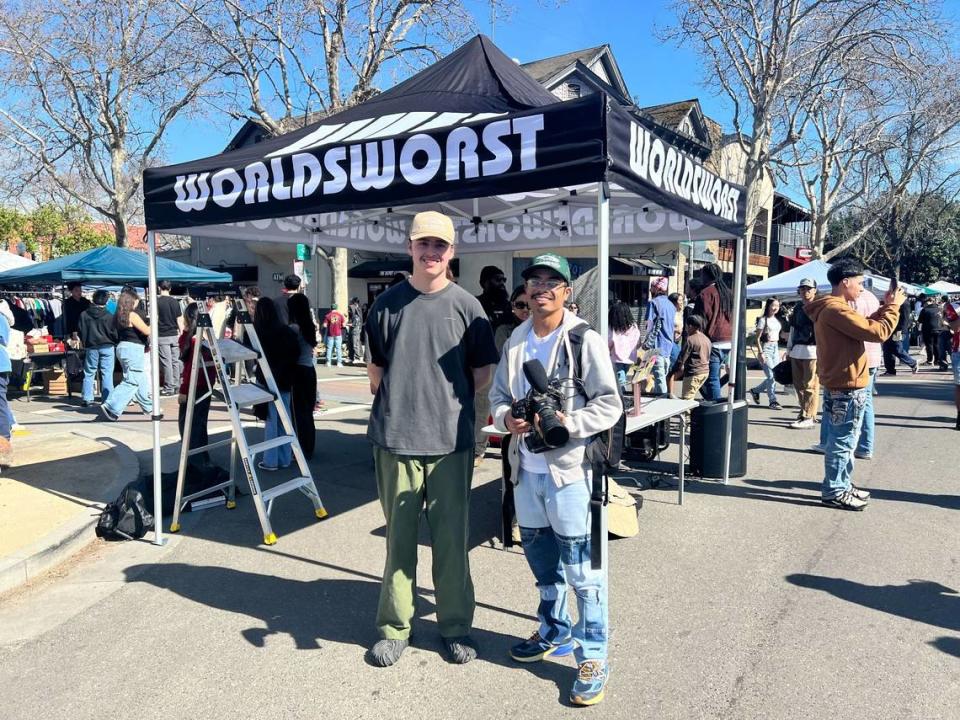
[514,467,608,663]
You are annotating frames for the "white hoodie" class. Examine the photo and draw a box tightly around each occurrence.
[489,310,622,487]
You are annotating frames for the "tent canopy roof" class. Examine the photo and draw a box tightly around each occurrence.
[746,259,926,300]
[0,245,232,286]
[143,36,746,250]
[926,280,960,294]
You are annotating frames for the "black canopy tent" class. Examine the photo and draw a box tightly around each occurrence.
[142,35,749,547]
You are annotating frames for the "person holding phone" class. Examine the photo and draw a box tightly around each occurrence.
[805,260,903,511]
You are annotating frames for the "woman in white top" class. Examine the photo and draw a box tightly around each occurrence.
[750,297,783,409]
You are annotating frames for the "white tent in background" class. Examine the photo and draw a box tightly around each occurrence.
[747,259,925,300]
[0,251,35,272]
[927,280,960,294]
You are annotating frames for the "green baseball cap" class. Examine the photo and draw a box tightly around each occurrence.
[522,253,571,284]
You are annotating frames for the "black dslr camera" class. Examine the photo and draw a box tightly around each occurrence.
[511,360,570,453]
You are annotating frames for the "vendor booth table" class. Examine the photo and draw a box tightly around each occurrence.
[141,34,752,551]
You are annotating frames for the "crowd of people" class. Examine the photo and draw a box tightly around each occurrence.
[353,209,958,709]
[0,209,955,708]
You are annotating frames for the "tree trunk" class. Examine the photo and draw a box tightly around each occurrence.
[332,247,349,310]
[113,215,129,248]
[812,215,829,258]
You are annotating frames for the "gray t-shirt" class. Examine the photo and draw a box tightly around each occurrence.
[365,280,498,455]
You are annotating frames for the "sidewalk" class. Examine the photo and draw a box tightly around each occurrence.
[0,364,374,596]
[0,426,139,594]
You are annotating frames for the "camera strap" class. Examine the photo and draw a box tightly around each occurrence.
[589,457,607,570]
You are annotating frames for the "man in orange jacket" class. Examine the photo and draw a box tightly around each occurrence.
[805,259,904,510]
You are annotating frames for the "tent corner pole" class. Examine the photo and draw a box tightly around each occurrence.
[722,234,746,484]
[596,181,610,572]
[147,230,165,546]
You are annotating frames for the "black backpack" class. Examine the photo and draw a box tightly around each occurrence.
[566,324,626,569]
[95,481,154,541]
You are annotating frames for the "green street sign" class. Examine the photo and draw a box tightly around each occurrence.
[296,243,311,260]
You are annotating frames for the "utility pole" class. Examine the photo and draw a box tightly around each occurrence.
[490,0,496,41]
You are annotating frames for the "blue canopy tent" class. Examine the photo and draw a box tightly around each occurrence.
[0,245,232,286]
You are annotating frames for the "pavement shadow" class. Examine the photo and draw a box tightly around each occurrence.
[786,575,960,636]
[744,478,960,511]
[124,561,571,698]
[872,379,952,402]
[930,636,960,658]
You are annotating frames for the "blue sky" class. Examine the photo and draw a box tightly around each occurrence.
[164,0,960,168]
[164,0,727,164]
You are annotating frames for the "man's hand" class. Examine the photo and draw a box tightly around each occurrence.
[505,413,531,435]
[884,287,906,307]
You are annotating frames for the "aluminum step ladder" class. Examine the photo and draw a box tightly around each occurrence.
[169,302,327,544]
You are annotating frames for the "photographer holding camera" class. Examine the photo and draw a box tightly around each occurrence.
[489,253,622,707]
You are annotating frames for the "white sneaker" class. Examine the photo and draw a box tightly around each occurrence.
[791,418,815,429]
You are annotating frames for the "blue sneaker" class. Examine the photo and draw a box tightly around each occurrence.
[509,631,574,663]
[570,660,609,706]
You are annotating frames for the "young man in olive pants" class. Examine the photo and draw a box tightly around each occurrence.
[364,211,498,667]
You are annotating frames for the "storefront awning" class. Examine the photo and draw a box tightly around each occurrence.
[611,257,673,277]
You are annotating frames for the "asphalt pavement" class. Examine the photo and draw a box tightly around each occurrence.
[0,363,956,720]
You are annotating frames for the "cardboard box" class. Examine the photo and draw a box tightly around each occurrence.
[44,370,68,394]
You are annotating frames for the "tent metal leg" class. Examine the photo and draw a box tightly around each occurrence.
[596,181,610,570]
[722,234,747,484]
[147,230,166,546]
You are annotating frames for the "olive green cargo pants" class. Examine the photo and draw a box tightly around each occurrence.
[373,446,475,640]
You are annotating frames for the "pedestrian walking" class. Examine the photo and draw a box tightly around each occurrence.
[673,314,711,400]
[918,296,942,365]
[749,298,783,409]
[608,301,640,387]
[787,279,818,429]
[881,297,918,375]
[156,280,184,396]
[937,296,953,371]
[805,259,901,510]
[347,297,363,364]
[943,300,960,429]
[254,298,299,471]
[489,252,622,706]
[645,276,676,395]
[693,263,733,400]
[100,286,152,421]
[364,211,498,668]
[322,304,345,367]
[287,293,318,460]
[77,290,117,407]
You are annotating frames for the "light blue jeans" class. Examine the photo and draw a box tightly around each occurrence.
[750,342,779,404]
[263,390,292,468]
[326,336,342,365]
[651,355,669,395]
[821,388,869,499]
[82,345,115,403]
[856,369,877,456]
[515,467,607,663]
[819,369,876,456]
[103,342,152,416]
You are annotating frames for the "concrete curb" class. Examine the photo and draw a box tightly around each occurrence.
[0,432,141,596]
